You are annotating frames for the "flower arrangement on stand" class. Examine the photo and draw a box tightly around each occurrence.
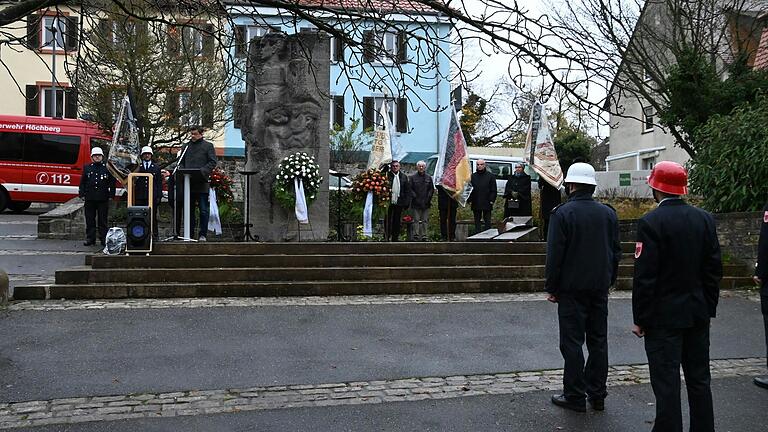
[209,168,234,205]
[350,168,390,238]
[272,152,322,211]
[350,168,391,205]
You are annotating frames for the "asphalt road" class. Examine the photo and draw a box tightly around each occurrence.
[2,209,766,431]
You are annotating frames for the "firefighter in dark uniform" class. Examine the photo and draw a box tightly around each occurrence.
[78,147,115,246]
[545,162,621,413]
[134,146,163,240]
[754,201,768,390]
[632,161,722,432]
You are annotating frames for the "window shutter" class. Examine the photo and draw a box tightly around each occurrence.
[26,15,40,49]
[165,92,179,127]
[333,36,344,62]
[362,97,374,130]
[202,24,214,56]
[135,21,149,41]
[65,17,79,51]
[333,95,345,128]
[362,31,375,63]
[26,85,39,116]
[233,92,244,129]
[202,92,214,128]
[396,98,408,133]
[397,31,407,63]
[235,25,247,58]
[64,88,78,119]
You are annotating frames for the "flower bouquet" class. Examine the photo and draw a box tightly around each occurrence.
[350,168,390,237]
[350,168,390,205]
[209,167,235,205]
[272,152,322,211]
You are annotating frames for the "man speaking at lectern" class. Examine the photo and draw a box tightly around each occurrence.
[164,126,217,241]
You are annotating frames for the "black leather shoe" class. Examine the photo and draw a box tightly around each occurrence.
[589,398,605,411]
[551,394,586,412]
[754,377,768,389]
[83,241,95,246]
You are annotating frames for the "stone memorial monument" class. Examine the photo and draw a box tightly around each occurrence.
[241,30,330,241]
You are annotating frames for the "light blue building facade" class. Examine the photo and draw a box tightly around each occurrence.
[223,4,454,163]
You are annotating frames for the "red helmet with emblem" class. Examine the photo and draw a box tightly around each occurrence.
[648,161,688,195]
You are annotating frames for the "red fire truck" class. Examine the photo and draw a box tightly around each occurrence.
[0,115,114,212]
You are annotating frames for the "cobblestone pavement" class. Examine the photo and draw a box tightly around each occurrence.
[7,290,759,311]
[0,357,762,430]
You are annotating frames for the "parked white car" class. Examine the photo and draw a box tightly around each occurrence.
[426,154,539,195]
[328,170,353,191]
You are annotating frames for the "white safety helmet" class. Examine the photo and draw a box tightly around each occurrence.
[141,146,153,155]
[564,162,597,186]
[90,147,104,157]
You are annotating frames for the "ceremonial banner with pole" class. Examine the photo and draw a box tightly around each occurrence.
[523,101,564,189]
[106,92,141,185]
[434,108,472,206]
[367,102,394,170]
[362,103,394,237]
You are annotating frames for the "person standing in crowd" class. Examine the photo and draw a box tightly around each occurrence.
[385,160,411,242]
[539,177,562,240]
[503,163,532,218]
[162,126,217,242]
[134,146,163,240]
[755,200,768,390]
[409,160,434,241]
[468,159,496,234]
[79,147,115,247]
[632,161,722,431]
[546,162,621,413]
[437,185,458,241]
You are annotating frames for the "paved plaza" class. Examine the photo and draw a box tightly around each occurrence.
[1,211,766,431]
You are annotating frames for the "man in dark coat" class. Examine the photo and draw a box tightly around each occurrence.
[79,147,116,246]
[134,146,163,240]
[385,160,411,242]
[546,162,621,413]
[437,185,458,241]
[409,160,434,241]
[539,177,562,240]
[632,161,722,432]
[753,201,768,390]
[468,159,496,234]
[503,163,532,218]
[163,126,217,241]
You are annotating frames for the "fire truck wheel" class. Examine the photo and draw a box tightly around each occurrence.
[0,190,7,213]
[8,201,31,212]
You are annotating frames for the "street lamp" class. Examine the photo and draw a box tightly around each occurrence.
[48,21,60,119]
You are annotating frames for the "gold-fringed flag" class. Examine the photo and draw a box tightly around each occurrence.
[435,108,472,206]
[524,101,563,189]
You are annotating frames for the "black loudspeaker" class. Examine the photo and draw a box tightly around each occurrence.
[126,206,152,253]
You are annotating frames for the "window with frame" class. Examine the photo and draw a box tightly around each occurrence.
[234,25,269,57]
[0,132,25,161]
[485,162,514,180]
[329,95,345,129]
[362,97,408,133]
[25,85,77,119]
[27,14,78,51]
[24,133,81,164]
[179,92,202,127]
[642,156,657,170]
[642,106,654,132]
[363,30,406,63]
[42,16,66,50]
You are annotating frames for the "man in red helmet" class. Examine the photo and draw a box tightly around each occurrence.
[632,161,722,432]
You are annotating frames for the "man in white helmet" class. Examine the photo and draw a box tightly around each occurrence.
[78,147,115,246]
[545,162,621,413]
[135,146,162,239]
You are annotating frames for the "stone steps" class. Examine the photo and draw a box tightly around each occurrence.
[11,241,754,300]
[12,276,755,300]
